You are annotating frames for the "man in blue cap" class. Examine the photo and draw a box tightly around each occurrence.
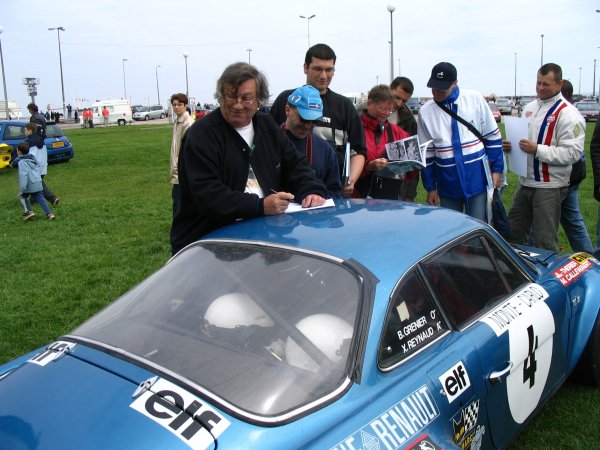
[282,85,342,198]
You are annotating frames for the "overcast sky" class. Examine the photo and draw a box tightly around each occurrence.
[1,0,599,113]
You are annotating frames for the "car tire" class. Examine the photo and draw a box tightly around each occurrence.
[573,311,600,386]
[144,115,149,121]
[118,119,125,126]
[160,113,165,119]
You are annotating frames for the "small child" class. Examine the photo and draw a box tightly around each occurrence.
[12,142,55,221]
[23,122,60,205]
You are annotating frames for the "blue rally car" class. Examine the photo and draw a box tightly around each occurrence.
[0,200,599,449]
[0,119,75,164]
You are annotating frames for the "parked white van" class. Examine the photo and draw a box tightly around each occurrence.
[91,99,133,126]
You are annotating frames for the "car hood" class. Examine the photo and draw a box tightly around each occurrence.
[0,342,231,449]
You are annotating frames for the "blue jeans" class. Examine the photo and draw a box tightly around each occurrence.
[594,205,600,259]
[560,183,593,253]
[440,191,487,222]
[20,191,52,216]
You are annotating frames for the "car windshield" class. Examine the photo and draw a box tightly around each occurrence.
[72,241,362,419]
[496,99,511,105]
[489,104,499,112]
[136,107,149,112]
[46,124,64,138]
[577,103,599,111]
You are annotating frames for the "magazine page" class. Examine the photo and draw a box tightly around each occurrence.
[376,137,432,178]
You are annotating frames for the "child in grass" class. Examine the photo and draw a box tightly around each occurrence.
[12,142,55,221]
[23,122,60,205]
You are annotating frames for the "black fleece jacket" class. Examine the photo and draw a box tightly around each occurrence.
[171,109,327,253]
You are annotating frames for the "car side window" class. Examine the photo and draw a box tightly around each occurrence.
[6,125,25,139]
[422,235,528,326]
[379,270,448,369]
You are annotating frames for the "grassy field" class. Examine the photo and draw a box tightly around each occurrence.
[0,121,598,448]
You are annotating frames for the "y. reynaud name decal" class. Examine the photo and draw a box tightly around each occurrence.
[330,385,439,450]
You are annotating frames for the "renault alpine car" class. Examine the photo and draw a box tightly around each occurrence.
[0,200,598,449]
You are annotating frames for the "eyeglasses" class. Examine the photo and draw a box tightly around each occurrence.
[375,105,393,114]
[309,66,335,75]
[224,95,256,106]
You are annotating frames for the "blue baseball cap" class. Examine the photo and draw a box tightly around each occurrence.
[287,85,323,121]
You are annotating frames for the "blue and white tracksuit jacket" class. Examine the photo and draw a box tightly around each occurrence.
[520,92,585,188]
[417,87,503,200]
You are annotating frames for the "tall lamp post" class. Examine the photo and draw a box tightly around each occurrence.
[514,52,517,101]
[0,25,8,119]
[540,34,544,66]
[299,14,315,48]
[593,59,597,98]
[246,48,252,64]
[183,52,189,98]
[122,58,128,100]
[579,67,582,95]
[155,65,161,105]
[48,27,66,117]
[387,5,395,83]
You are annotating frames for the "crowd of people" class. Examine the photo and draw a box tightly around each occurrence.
[11,42,597,260]
[166,42,597,259]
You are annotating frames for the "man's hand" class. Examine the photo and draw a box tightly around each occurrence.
[264,192,294,215]
[519,139,538,155]
[342,178,355,197]
[301,194,326,208]
[492,172,501,188]
[368,158,388,172]
[502,140,512,152]
[426,190,439,206]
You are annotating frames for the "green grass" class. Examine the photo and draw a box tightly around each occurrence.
[0,122,598,448]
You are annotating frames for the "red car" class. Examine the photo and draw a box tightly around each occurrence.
[488,103,501,123]
[195,109,210,119]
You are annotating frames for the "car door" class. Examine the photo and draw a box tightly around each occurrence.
[421,233,568,449]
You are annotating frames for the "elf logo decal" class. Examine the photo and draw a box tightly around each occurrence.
[439,361,470,403]
[28,341,76,366]
[330,385,439,450]
[130,378,230,450]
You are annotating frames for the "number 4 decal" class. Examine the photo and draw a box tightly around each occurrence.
[522,325,538,388]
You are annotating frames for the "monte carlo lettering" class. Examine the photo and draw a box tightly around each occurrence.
[130,378,230,450]
[330,385,439,450]
[481,284,549,336]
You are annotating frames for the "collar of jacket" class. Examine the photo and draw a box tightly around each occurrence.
[442,85,461,106]
[360,111,387,133]
[536,91,562,106]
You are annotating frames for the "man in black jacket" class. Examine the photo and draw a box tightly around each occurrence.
[170,62,327,255]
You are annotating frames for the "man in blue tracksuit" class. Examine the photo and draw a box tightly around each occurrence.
[418,62,504,221]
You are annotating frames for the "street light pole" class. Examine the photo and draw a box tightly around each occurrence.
[183,52,189,98]
[48,27,66,117]
[397,58,401,76]
[246,48,252,64]
[122,58,128,100]
[387,5,395,83]
[579,67,582,95]
[514,52,517,101]
[0,25,9,119]
[540,34,544,66]
[299,14,315,48]
[155,65,161,105]
[593,59,597,98]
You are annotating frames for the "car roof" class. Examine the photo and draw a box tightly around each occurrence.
[204,199,485,278]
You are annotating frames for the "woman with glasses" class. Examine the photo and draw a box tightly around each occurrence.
[353,85,418,199]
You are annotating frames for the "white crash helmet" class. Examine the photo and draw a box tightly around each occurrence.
[204,293,274,328]
[286,314,353,372]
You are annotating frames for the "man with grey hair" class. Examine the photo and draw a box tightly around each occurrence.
[170,62,327,254]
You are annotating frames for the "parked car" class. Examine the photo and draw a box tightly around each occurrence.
[1,200,598,449]
[575,101,599,122]
[133,105,166,121]
[406,97,421,114]
[488,103,501,122]
[91,99,133,126]
[495,98,514,115]
[0,120,74,164]
[195,109,210,119]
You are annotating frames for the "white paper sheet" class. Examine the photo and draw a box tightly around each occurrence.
[504,116,529,177]
[285,198,335,213]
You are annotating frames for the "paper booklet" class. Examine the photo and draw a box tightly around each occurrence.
[375,137,432,178]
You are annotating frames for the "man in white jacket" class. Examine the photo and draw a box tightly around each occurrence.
[504,63,585,251]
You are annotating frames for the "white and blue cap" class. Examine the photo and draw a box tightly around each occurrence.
[287,85,323,121]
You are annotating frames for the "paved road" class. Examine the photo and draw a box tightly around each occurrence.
[60,117,173,130]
